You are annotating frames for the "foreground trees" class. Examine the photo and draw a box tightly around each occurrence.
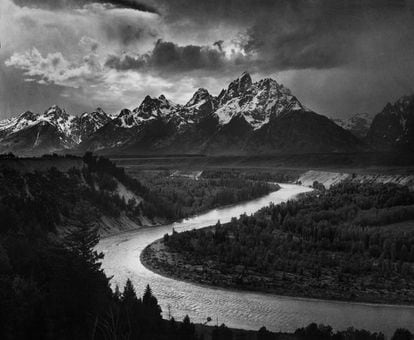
[0,223,200,340]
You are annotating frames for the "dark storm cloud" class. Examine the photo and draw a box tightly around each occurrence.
[105,39,226,72]
[241,1,414,70]
[96,0,414,74]
[103,20,157,45]
[153,0,414,71]
[153,0,410,26]
[12,0,158,13]
[105,54,147,70]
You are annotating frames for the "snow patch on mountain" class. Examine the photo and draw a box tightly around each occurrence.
[0,105,113,151]
[214,74,306,129]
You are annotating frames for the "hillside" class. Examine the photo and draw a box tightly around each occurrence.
[332,113,373,139]
[0,153,168,236]
[298,170,414,190]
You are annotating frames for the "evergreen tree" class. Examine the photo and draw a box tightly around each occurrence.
[179,315,196,340]
[122,279,137,303]
[392,328,413,340]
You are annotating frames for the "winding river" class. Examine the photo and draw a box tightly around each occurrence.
[96,184,414,337]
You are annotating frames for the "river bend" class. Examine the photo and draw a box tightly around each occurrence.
[96,184,414,337]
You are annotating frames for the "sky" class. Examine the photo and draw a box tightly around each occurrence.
[1,0,414,119]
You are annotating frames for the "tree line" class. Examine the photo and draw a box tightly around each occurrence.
[129,168,277,220]
[165,181,414,303]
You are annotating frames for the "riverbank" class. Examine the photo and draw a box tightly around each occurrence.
[99,184,414,336]
[141,234,414,307]
[141,181,414,307]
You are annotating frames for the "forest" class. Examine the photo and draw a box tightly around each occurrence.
[158,181,414,304]
[1,154,413,338]
[0,152,277,234]
[126,168,278,220]
[0,154,201,339]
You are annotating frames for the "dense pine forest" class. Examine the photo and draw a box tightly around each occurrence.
[151,182,414,304]
[124,169,279,220]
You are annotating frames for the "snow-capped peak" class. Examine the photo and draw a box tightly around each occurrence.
[214,72,305,129]
[184,88,216,114]
[0,111,39,133]
[185,88,210,107]
[81,108,109,120]
[218,71,252,105]
[238,71,252,89]
[77,108,111,140]
[20,110,40,121]
[114,95,181,129]
[40,105,76,137]
[116,109,135,128]
[134,94,179,119]
[44,105,71,121]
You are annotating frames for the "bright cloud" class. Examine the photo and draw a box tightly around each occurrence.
[5,48,103,88]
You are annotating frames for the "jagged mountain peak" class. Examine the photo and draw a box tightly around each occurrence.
[76,108,112,141]
[80,108,110,122]
[214,72,306,129]
[387,94,414,116]
[239,71,252,85]
[185,88,213,108]
[44,105,68,119]
[1,72,367,155]
[219,72,253,105]
[95,107,106,115]
[19,110,39,121]
[256,77,291,95]
[116,108,134,127]
[118,108,132,117]
[134,94,178,119]
[139,94,174,108]
[367,94,414,151]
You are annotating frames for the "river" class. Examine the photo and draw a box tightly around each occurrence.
[96,184,414,337]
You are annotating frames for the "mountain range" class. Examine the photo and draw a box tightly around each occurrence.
[0,106,111,154]
[1,72,413,155]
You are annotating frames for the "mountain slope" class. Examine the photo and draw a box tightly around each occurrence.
[246,109,363,154]
[367,95,414,151]
[333,112,373,139]
[0,154,170,236]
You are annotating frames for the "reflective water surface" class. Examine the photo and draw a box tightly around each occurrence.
[97,184,414,337]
